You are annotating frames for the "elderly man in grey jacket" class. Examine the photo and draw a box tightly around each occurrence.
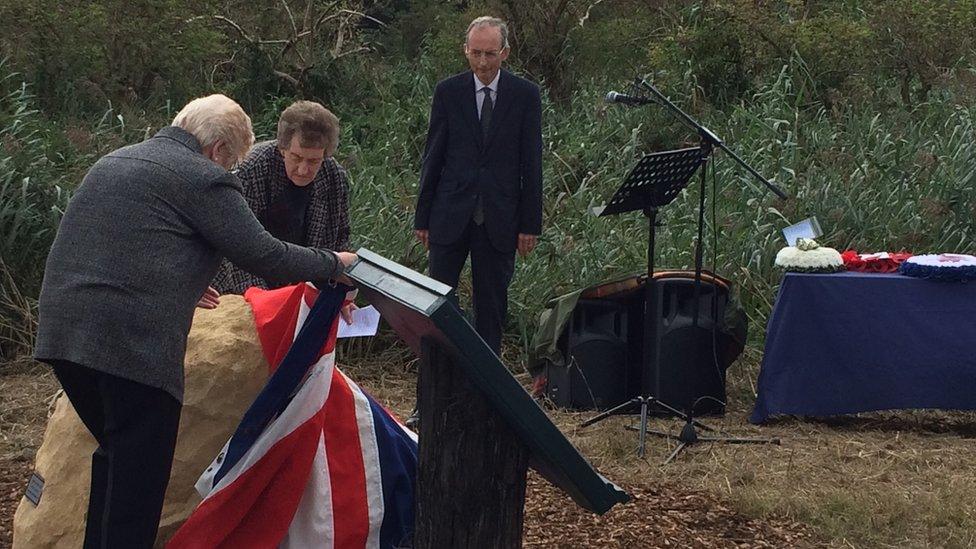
[33,94,354,549]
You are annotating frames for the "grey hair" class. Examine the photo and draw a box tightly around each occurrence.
[172,94,254,165]
[277,100,340,157]
[465,16,509,50]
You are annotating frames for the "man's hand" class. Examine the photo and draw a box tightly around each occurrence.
[334,251,358,286]
[196,286,220,309]
[414,229,429,250]
[517,233,538,258]
[340,302,358,325]
[336,251,358,268]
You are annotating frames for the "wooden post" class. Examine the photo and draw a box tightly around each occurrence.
[414,337,530,548]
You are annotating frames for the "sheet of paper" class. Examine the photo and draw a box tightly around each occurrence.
[782,216,823,246]
[337,305,381,338]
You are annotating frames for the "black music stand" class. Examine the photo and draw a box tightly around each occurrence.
[583,147,706,457]
[582,147,779,459]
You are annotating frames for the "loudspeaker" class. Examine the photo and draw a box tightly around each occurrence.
[544,298,635,410]
[644,277,732,415]
[545,273,743,415]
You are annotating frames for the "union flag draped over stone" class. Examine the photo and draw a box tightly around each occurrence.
[168,283,418,549]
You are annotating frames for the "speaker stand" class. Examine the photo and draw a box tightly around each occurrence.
[580,394,715,458]
[627,414,781,464]
[581,80,786,461]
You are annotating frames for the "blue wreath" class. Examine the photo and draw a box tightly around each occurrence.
[899,261,976,281]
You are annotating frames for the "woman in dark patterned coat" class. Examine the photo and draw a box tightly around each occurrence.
[210,100,357,322]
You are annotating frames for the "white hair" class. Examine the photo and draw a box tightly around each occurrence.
[172,94,254,164]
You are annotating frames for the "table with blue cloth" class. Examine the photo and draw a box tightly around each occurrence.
[750,271,976,424]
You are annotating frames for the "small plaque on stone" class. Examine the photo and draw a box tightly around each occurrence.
[25,471,44,506]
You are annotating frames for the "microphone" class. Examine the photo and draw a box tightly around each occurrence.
[604,91,654,106]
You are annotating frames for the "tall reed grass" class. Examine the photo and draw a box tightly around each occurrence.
[0,63,71,360]
[2,55,973,364]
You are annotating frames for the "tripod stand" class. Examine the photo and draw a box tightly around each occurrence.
[627,396,781,464]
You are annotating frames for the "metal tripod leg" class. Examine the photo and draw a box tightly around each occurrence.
[696,435,782,445]
[629,417,781,463]
[627,421,695,463]
[634,396,688,457]
[582,395,775,460]
[662,432,780,464]
[579,397,640,428]
[628,426,679,439]
[582,396,665,457]
[664,442,688,465]
[584,395,697,457]
[643,396,715,433]
[627,415,684,459]
[637,396,650,457]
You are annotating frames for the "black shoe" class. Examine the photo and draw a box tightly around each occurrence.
[405,408,420,430]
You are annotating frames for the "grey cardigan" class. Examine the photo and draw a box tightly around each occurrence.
[35,126,342,401]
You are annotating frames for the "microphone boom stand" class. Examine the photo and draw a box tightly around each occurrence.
[634,77,789,200]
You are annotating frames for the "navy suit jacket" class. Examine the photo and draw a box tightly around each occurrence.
[414,69,543,252]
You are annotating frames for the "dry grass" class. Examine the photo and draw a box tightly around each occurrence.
[0,261,38,362]
[543,356,976,549]
[0,360,58,548]
[0,360,58,462]
[547,404,976,549]
[521,472,819,548]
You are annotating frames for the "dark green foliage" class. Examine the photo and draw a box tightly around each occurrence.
[0,0,225,115]
[0,67,68,296]
[870,0,976,106]
[680,4,758,104]
[331,48,974,349]
[568,3,665,89]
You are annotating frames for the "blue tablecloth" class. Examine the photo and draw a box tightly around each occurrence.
[750,271,976,423]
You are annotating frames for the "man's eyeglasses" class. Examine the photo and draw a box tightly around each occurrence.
[466,48,503,60]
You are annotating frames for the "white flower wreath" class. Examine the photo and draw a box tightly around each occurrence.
[774,238,845,273]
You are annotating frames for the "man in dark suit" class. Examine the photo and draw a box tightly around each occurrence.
[414,15,543,355]
[34,94,355,548]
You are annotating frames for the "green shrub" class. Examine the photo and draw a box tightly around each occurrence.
[0,0,225,115]
[869,0,976,106]
[2,1,975,363]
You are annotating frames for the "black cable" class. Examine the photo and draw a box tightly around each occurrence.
[691,395,726,415]
[710,155,726,409]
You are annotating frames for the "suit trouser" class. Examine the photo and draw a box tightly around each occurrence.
[429,220,515,355]
[50,360,181,549]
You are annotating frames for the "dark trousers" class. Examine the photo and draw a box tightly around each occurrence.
[50,361,182,549]
[429,221,515,355]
